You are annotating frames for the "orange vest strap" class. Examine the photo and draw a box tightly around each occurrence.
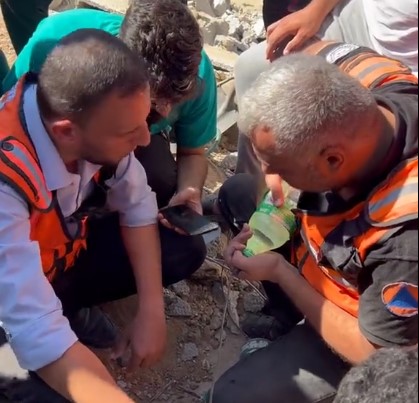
[0,136,52,211]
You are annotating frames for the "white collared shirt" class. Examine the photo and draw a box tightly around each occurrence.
[0,83,158,371]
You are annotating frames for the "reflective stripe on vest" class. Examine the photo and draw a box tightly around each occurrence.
[0,137,52,210]
[368,159,418,226]
[307,41,419,89]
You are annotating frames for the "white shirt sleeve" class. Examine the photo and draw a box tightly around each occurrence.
[105,153,159,227]
[0,182,78,371]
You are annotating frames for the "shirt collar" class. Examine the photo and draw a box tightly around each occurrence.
[22,83,74,191]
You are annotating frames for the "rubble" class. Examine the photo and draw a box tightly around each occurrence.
[193,0,265,56]
[181,343,199,361]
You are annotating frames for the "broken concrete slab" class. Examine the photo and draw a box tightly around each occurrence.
[204,45,238,72]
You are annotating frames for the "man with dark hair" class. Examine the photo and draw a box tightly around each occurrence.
[2,0,217,228]
[335,347,418,403]
[0,28,200,402]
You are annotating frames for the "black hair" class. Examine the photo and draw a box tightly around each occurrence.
[37,28,149,124]
[335,347,418,403]
[120,0,203,105]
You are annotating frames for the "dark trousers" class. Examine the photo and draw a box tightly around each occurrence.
[213,174,349,403]
[53,214,206,316]
[135,134,178,208]
[0,0,52,55]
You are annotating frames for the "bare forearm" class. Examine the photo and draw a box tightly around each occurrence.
[176,153,208,193]
[121,225,163,304]
[38,342,133,403]
[273,261,376,364]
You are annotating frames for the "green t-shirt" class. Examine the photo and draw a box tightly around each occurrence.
[2,9,217,149]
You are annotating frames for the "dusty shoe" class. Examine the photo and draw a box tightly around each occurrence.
[69,307,117,349]
[241,313,292,341]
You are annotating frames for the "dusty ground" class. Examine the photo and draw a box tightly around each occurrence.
[0,3,265,402]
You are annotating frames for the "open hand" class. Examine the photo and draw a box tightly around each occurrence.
[112,305,167,371]
[266,5,325,61]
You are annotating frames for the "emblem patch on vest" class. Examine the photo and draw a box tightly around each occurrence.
[325,44,360,65]
[382,282,418,318]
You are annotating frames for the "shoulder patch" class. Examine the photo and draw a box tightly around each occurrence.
[382,282,418,318]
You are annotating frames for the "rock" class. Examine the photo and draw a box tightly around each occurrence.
[224,14,243,39]
[202,358,212,371]
[253,17,266,39]
[204,45,239,72]
[195,0,216,16]
[186,327,202,342]
[181,343,199,361]
[198,12,230,45]
[221,152,238,171]
[163,288,177,305]
[166,296,193,317]
[227,289,241,330]
[243,291,265,313]
[227,317,241,335]
[212,0,231,17]
[214,35,249,54]
[214,329,227,343]
[211,282,225,306]
[170,280,191,298]
[242,30,258,46]
[209,312,223,330]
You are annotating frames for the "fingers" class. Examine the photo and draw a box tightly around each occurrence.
[283,31,307,55]
[158,213,188,235]
[265,174,284,207]
[266,21,294,61]
[111,332,130,361]
[266,19,282,36]
[224,225,253,263]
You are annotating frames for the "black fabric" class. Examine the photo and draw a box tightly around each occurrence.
[51,213,206,316]
[0,0,52,55]
[262,0,310,29]
[213,323,349,403]
[358,220,418,347]
[134,134,177,208]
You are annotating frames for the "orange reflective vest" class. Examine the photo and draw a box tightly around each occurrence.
[294,159,418,317]
[293,42,418,317]
[307,41,419,88]
[0,76,109,281]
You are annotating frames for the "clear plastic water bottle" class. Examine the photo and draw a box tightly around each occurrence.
[243,184,299,257]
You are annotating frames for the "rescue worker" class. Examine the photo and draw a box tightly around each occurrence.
[210,48,418,402]
[1,0,217,237]
[0,29,202,402]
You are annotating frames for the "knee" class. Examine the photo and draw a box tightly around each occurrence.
[234,42,268,99]
[162,230,207,286]
[218,174,258,230]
